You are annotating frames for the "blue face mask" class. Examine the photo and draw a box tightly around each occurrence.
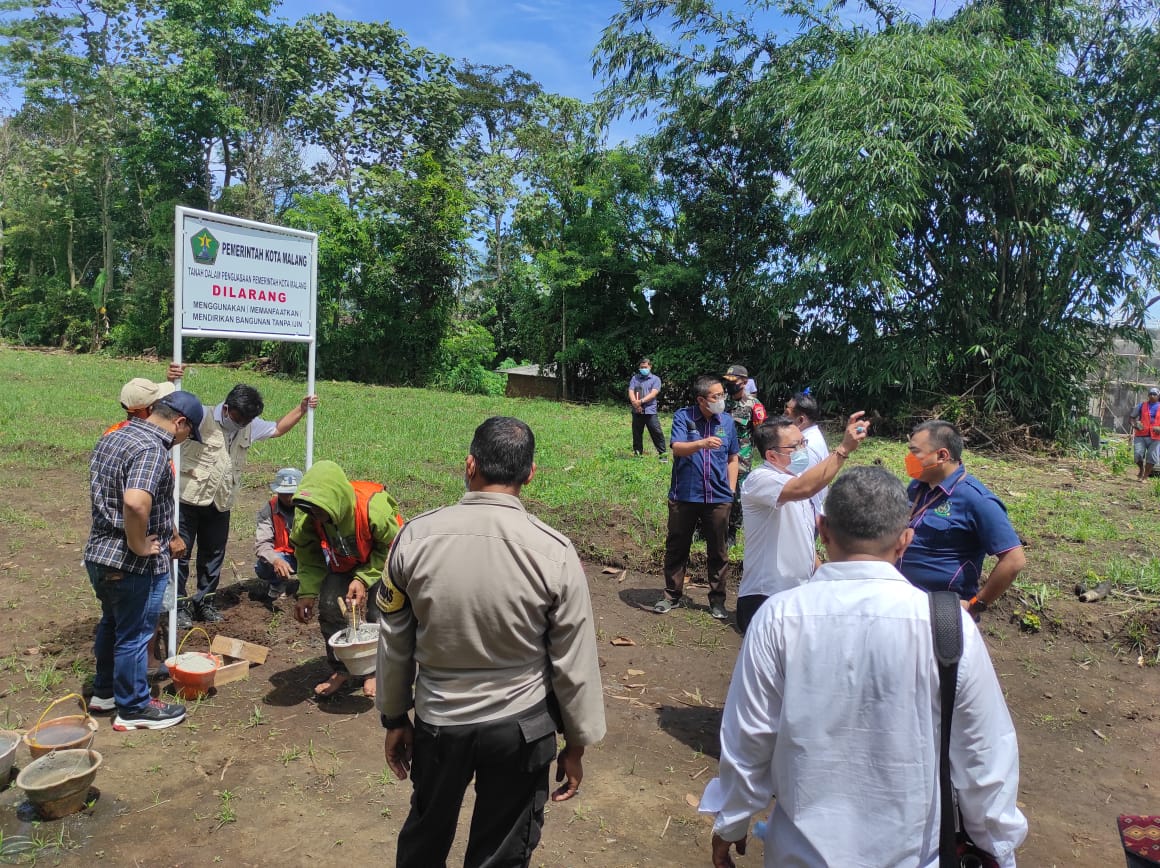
[787,448,810,475]
[639,368,651,377]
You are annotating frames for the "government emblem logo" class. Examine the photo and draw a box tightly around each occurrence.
[190,228,219,265]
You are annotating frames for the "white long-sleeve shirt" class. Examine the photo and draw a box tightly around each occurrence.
[701,560,1027,867]
[739,462,816,599]
[801,423,830,518]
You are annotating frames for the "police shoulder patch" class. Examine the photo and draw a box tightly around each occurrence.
[375,577,408,614]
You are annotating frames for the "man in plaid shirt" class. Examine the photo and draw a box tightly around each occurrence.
[84,391,204,731]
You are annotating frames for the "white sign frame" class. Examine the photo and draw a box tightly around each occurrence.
[168,207,319,655]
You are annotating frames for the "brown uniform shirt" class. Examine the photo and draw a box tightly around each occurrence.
[375,491,606,747]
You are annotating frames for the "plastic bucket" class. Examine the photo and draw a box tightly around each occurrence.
[23,695,98,760]
[328,624,377,677]
[0,730,19,781]
[165,627,219,700]
[16,749,102,819]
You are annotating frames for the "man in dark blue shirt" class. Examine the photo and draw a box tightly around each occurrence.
[655,375,739,620]
[628,357,666,460]
[898,420,1025,617]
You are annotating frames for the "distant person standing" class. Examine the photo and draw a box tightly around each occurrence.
[1132,387,1160,481]
[785,390,830,517]
[655,375,739,620]
[174,371,318,627]
[724,364,766,546]
[628,357,667,460]
[85,391,204,731]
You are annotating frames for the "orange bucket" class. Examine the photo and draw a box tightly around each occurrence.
[23,694,99,759]
[164,627,219,700]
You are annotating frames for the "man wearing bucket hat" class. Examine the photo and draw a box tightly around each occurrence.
[84,390,205,731]
[253,467,303,605]
[291,460,404,698]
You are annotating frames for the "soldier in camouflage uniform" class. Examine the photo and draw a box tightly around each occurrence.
[724,365,766,545]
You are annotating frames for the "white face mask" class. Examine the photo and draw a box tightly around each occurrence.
[706,398,726,415]
[787,448,810,474]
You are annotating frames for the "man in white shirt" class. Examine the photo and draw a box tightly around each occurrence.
[785,391,830,517]
[736,412,867,632]
[702,466,1027,868]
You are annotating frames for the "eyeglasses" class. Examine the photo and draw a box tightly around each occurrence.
[772,441,805,452]
[703,392,726,402]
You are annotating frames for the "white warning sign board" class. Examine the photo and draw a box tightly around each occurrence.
[175,208,317,342]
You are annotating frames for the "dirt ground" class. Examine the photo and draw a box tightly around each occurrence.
[1,459,1158,867]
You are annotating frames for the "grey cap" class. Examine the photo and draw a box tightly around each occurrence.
[270,467,304,494]
[1149,387,1159,397]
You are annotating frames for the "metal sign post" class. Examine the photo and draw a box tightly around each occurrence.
[168,207,319,656]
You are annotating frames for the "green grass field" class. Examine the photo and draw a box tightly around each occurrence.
[2,346,1159,606]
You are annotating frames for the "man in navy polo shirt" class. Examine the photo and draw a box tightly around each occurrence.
[898,420,1026,617]
[628,357,667,460]
[655,375,739,620]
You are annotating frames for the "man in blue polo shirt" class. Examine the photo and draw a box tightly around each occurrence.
[655,375,739,620]
[898,420,1026,617]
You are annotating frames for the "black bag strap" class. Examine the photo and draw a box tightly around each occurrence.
[930,591,964,868]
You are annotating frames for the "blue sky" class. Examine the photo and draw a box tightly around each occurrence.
[275,0,963,143]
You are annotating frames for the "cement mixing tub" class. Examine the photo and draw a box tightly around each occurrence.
[16,749,102,819]
[23,694,98,759]
[0,730,18,781]
[328,624,377,676]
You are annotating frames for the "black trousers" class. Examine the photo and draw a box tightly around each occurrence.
[735,594,769,634]
[631,413,666,455]
[396,704,558,868]
[662,500,731,604]
[177,502,231,603]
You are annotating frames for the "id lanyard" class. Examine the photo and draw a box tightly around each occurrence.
[909,467,965,528]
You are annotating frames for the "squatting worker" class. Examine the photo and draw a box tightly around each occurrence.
[254,467,303,604]
[173,367,318,627]
[655,375,739,620]
[376,417,606,868]
[736,412,868,633]
[723,364,766,547]
[702,466,1027,867]
[84,391,205,732]
[898,420,1026,616]
[1131,386,1160,481]
[291,460,403,698]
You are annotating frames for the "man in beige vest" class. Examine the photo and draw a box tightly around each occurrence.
[175,378,318,626]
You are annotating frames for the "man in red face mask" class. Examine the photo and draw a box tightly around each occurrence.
[898,420,1026,616]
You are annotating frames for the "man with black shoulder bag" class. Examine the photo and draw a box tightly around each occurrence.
[701,466,1027,867]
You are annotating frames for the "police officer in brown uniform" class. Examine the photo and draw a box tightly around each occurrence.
[376,416,606,868]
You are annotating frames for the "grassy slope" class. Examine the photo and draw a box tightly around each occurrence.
[2,346,1159,610]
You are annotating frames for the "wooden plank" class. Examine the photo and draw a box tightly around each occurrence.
[213,657,251,687]
[210,635,269,664]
